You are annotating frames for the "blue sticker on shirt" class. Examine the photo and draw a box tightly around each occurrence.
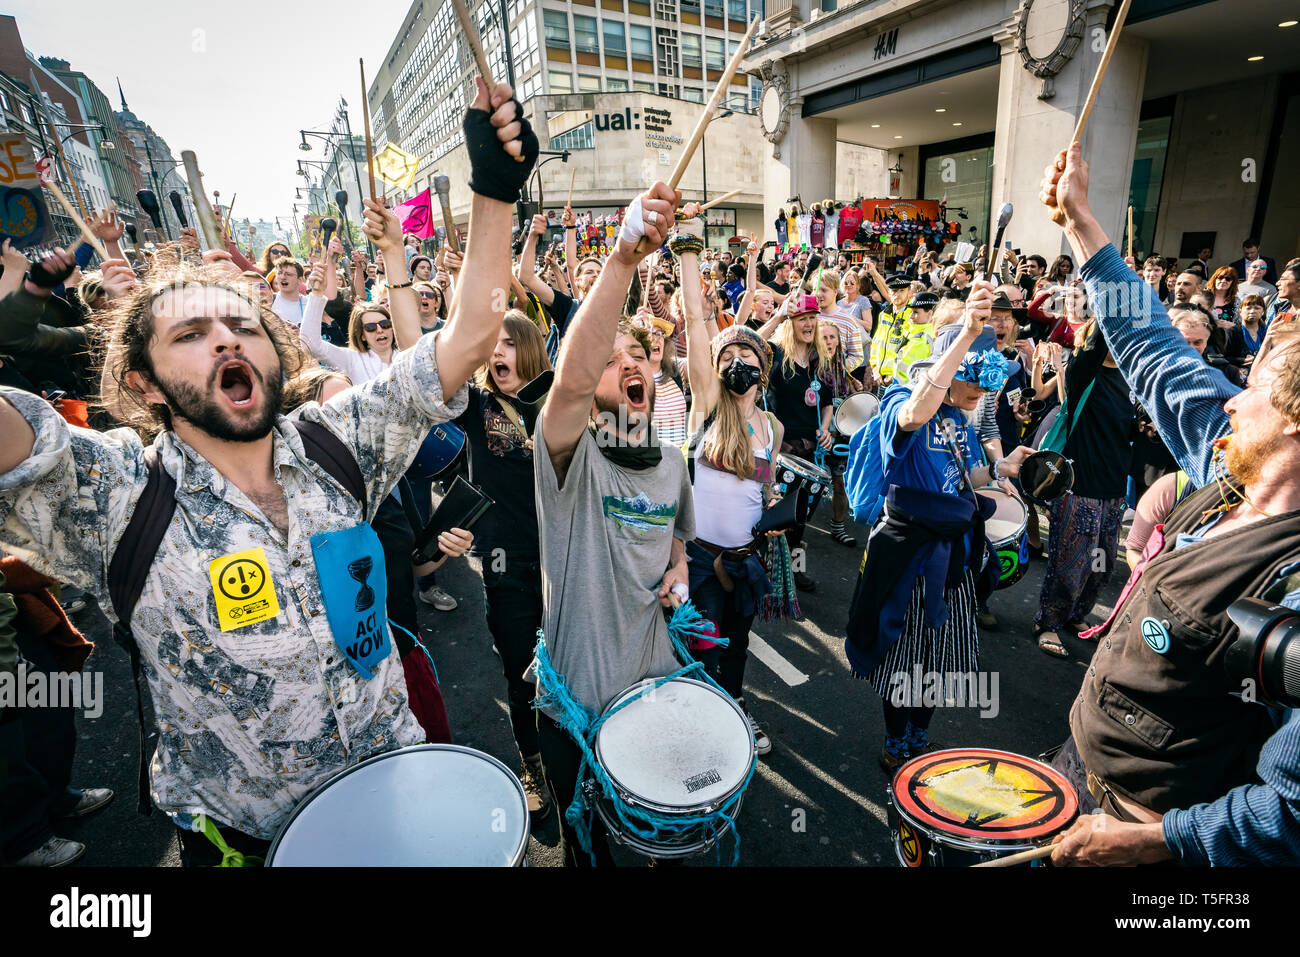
[310,523,391,679]
[1141,617,1170,655]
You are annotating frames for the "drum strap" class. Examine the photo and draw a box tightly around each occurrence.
[531,600,756,865]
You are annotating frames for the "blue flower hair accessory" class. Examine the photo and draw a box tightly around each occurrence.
[954,349,1010,390]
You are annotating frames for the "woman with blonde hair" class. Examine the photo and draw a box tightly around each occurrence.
[455,309,557,817]
[818,319,863,546]
[673,212,781,755]
[757,289,833,592]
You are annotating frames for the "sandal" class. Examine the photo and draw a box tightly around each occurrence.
[1037,631,1069,659]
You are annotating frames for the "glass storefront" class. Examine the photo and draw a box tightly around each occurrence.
[1128,113,1172,261]
[921,139,993,251]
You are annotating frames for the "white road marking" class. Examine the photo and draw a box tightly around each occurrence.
[750,632,810,687]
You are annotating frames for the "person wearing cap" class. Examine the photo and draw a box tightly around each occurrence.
[868,275,917,385]
[757,291,833,593]
[892,290,942,383]
[845,282,1036,770]
[673,217,783,752]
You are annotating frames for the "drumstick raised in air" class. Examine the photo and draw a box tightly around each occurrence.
[1072,0,1134,143]
[970,844,1056,867]
[634,16,760,254]
[699,188,742,212]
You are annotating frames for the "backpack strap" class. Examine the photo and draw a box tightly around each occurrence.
[293,419,367,515]
[105,444,177,817]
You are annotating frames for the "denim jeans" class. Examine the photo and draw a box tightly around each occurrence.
[688,559,755,701]
[482,558,543,758]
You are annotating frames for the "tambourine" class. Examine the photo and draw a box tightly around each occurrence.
[1019,450,1074,505]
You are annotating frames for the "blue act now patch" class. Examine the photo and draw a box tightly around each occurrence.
[1141,617,1170,655]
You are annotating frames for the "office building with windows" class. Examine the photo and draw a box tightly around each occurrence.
[367,0,767,239]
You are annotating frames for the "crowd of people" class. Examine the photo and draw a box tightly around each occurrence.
[0,78,1297,869]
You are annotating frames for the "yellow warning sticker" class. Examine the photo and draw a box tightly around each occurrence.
[209,546,280,632]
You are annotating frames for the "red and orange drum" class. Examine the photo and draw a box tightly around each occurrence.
[887,748,1078,867]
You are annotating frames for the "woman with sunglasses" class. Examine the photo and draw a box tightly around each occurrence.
[258,242,292,279]
[299,260,403,386]
[414,280,447,334]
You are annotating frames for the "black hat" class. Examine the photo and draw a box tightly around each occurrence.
[910,290,940,310]
[990,292,1029,320]
[886,274,912,290]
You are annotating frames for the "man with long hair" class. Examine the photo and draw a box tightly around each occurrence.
[529,181,694,866]
[0,77,538,865]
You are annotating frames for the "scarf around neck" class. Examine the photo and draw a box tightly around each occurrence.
[588,418,662,470]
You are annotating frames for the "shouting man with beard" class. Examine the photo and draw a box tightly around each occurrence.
[529,181,695,867]
[0,75,538,865]
[1037,143,1300,862]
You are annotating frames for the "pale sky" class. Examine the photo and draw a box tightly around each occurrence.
[9,0,411,228]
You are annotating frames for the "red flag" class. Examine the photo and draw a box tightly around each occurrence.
[393,188,434,239]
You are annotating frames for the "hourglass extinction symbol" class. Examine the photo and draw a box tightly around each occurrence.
[349,556,375,612]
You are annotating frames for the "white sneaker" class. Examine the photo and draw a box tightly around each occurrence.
[418,585,458,611]
[14,836,85,867]
[739,699,772,756]
[1122,508,1137,523]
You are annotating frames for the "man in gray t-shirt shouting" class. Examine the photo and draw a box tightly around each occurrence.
[531,181,695,867]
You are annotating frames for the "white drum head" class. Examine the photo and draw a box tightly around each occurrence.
[596,678,754,810]
[977,487,1028,544]
[834,393,880,436]
[778,454,832,484]
[268,744,529,866]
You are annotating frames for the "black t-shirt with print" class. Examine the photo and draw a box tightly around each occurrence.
[768,343,832,446]
[455,384,542,558]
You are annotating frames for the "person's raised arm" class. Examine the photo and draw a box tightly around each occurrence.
[540,182,678,484]
[435,76,539,396]
[563,204,577,290]
[322,236,342,302]
[896,281,994,432]
[675,216,717,433]
[517,213,555,305]
[1040,141,1234,485]
[350,249,367,300]
[864,258,890,301]
[362,200,421,351]
[733,235,760,327]
[0,240,27,299]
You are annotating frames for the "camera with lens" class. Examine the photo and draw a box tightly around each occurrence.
[1225,598,1300,708]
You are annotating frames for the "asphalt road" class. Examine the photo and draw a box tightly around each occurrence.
[56,507,1128,867]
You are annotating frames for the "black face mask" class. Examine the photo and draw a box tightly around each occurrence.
[720,357,763,395]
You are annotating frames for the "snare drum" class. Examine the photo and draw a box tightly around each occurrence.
[976,486,1030,589]
[833,392,880,439]
[590,677,756,859]
[775,453,832,523]
[887,748,1078,867]
[267,744,529,866]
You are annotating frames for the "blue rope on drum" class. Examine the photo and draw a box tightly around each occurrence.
[531,599,756,866]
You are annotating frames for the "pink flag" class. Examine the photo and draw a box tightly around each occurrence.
[393,188,435,239]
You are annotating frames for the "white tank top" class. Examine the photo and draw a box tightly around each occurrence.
[693,415,772,548]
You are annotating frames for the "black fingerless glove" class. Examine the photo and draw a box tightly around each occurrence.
[26,253,75,289]
[464,99,540,204]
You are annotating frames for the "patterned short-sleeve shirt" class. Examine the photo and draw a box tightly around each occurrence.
[0,330,468,839]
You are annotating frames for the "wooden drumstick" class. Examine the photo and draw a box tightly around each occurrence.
[971,844,1055,868]
[634,16,760,254]
[360,59,377,201]
[567,165,577,207]
[180,151,224,251]
[43,178,108,259]
[699,188,742,212]
[451,0,495,87]
[1072,0,1134,143]
[1126,205,1134,259]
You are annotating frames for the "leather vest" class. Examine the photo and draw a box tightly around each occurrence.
[1070,481,1300,812]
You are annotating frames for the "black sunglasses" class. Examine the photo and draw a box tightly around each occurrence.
[418,290,440,300]
[363,319,393,332]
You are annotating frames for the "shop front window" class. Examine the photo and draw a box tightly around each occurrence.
[1128,114,1171,261]
[922,143,993,252]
